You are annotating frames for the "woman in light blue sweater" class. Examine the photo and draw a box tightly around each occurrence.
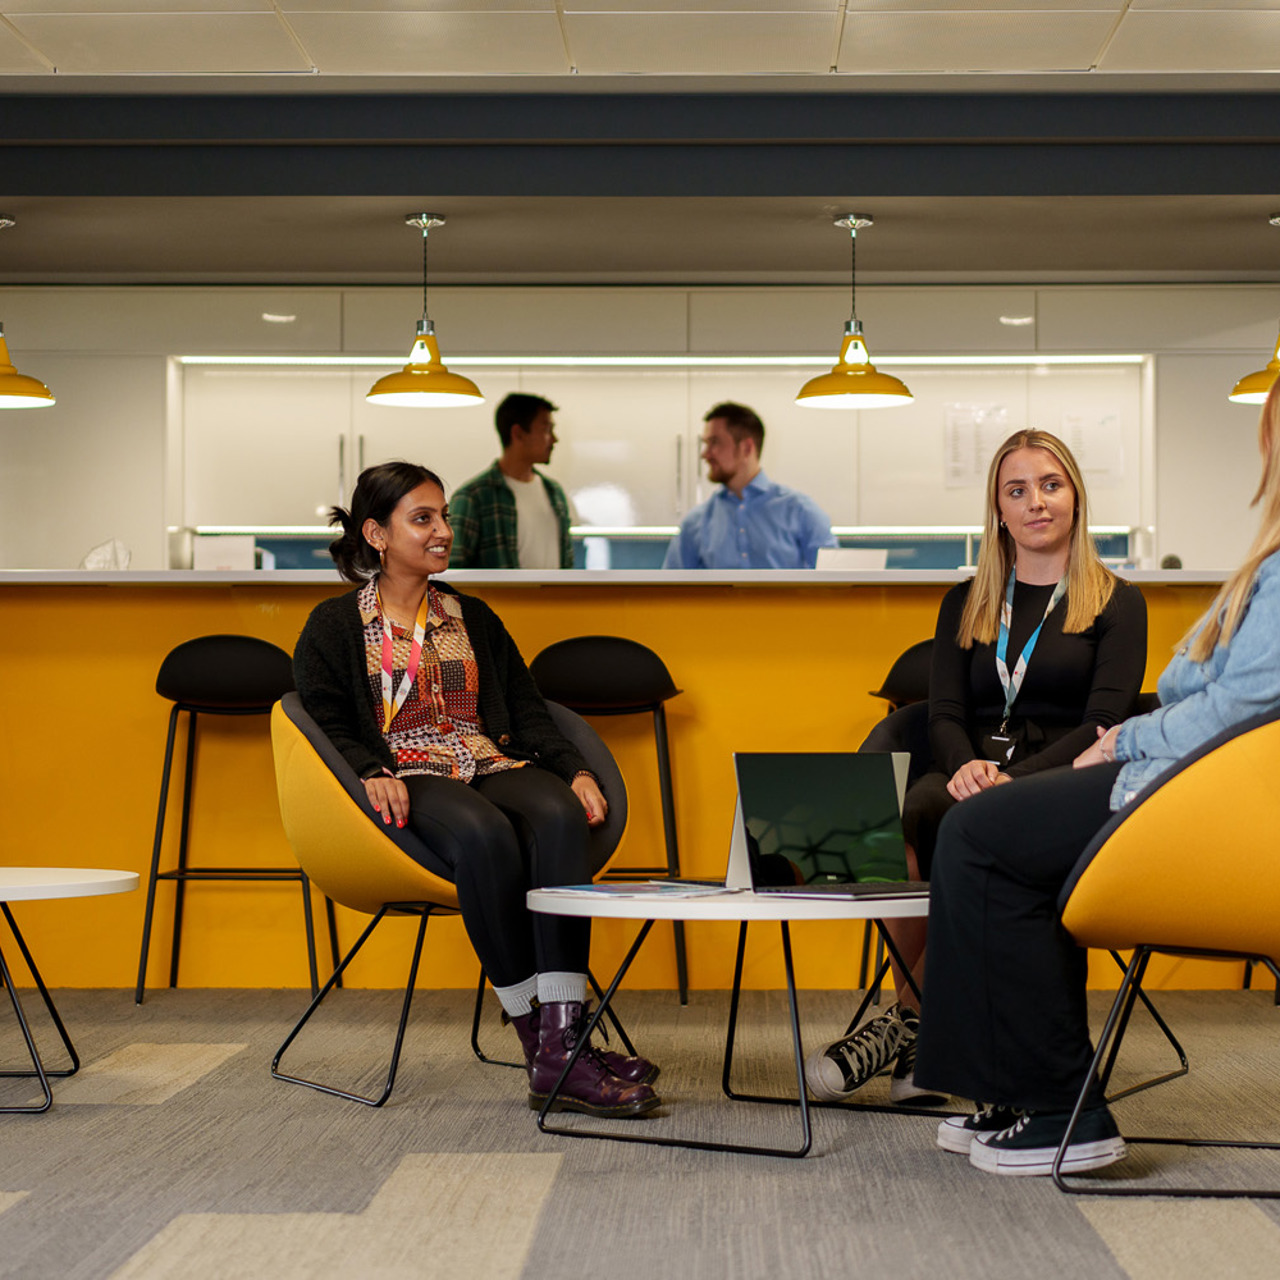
[913,378,1280,1179]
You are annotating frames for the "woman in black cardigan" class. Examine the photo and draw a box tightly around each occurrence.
[294,461,658,1119]
[805,430,1146,1109]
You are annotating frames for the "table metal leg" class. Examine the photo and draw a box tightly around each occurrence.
[723,919,961,1121]
[0,903,80,1114]
[539,917,816,1157]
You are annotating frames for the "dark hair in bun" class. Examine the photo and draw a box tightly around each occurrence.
[328,461,445,583]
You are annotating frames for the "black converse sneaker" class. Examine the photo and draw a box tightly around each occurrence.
[969,1106,1127,1177]
[936,1104,1025,1154]
[805,1003,912,1102]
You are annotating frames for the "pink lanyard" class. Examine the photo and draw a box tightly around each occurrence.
[378,586,430,729]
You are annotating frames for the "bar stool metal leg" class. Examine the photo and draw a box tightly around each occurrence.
[169,707,198,988]
[136,702,181,1004]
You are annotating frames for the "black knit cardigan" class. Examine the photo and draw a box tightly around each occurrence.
[292,581,588,784]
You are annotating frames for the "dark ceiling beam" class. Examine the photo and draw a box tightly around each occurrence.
[4,92,1279,197]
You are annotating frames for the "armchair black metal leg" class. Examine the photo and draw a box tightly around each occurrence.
[1099,949,1189,1103]
[324,897,342,990]
[470,968,524,1069]
[169,709,198,989]
[1056,946,1280,1199]
[137,702,181,1005]
[272,905,432,1107]
[299,874,320,997]
[0,905,80,1113]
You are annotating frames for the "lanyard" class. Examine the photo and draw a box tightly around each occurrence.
[995,569,1066,731]
[378,585,431,729]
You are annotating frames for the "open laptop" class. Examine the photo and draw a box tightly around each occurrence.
[725,751,929,900]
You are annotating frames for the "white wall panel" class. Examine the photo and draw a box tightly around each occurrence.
[1154,355,1264,571]
[0,355,166,569]
[688,288,1039,354]
[1037,287,1280,354]
[1,288,343,354]
[342,287,689,355]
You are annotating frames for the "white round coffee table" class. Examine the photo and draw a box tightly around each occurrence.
[1,867,139,1113]
[526,885,935,1157]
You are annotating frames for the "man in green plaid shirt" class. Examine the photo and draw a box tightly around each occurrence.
[448,393,574,569]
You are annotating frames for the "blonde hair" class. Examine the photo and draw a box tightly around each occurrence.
[1186,379,1280,662]
[957,429,1117,647]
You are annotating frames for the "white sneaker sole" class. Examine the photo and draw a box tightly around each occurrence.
[969,1136,1127,1177]
[937,1119,982,1154]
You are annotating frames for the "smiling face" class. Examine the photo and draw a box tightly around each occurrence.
[364,480,453,579]
[996,446,1077,565]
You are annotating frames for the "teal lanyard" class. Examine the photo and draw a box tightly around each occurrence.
[995,570,1066,732]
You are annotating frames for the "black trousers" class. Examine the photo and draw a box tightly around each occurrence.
[401,767,591,989]
[913,761,1123,1110]
[900,771,956,879]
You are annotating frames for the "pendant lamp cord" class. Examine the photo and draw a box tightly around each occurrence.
[421,224,431,324]
[849,223,858,326]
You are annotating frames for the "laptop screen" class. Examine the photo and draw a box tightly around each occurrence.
[733,752,908,889]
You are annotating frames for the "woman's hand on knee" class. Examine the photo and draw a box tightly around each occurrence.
[1074,724,1119,770]
[363,774,410,828]
[947,759,1000,801]
[570,774,608,827]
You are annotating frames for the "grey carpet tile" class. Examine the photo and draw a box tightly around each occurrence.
[1,988,1279,1280]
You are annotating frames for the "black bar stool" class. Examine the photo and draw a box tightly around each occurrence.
[135,634,340,1004]
[529,635,690,1004]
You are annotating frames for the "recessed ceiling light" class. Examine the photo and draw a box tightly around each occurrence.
[999,315,1035,327]
[262,313,297,324]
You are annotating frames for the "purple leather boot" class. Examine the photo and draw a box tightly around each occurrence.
[509,1004,659,1085]
[529,1001,660,1118]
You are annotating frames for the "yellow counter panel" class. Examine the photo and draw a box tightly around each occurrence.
[0,573,1229,993]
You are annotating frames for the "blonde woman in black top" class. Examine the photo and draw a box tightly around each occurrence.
[806,430,1147,1106]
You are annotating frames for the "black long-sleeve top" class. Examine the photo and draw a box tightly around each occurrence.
[293,581,588,784]
[928,577,1148,779]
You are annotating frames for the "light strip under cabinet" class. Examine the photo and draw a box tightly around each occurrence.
[193,524,1138,539]
[177,354,1146,370]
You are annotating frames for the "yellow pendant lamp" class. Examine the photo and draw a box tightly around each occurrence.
[0,217,55,410]
[366,214,483,409]
[1228,215,1280,406]
[797,214,912,411]
[1229,327,1280,406]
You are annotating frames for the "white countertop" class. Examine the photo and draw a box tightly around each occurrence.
[0,568,1230,587]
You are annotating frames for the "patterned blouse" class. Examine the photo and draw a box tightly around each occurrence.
[358,577,523,782]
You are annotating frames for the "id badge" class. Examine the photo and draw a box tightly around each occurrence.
[980,732,1017,766]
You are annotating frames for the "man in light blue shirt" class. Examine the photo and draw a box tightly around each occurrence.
[662,402,837,570]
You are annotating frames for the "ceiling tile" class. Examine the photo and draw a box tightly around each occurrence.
[3,1,275,11]
[844,1,1123,9]
[1131,1,1280,10]
[0,21,48,71]
[282,1,554,11]
[283,12,569,73]
[6,13,313,73]
[837,11,1117,72]
[564,1,838,11]
[1103,11,1280,69]
[568,13,838,73]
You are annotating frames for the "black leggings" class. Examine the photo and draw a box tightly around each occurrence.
[913,762,1123,1110]
[401,767,591,989]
